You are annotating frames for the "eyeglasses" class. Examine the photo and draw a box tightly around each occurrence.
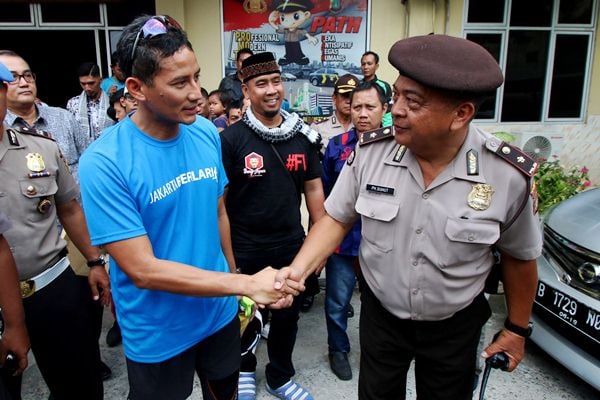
[130,15,182,62]
[9,71,36,85]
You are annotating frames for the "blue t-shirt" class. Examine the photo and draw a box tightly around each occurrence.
[100,76,125,95]
[79,116,237,363]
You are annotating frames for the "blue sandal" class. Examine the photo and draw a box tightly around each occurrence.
[238,371,257,400]
[266,380,314,400]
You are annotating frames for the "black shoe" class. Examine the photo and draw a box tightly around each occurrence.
[297,56,310,65]
[100,360,112,381]
[329,351,352,380]
[347,304,354,318]
[106,321,122,347]
[300,295,314,312]
[278,57,289,66]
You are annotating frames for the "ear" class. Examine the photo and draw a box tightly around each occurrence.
[450,101,475,131]
[242,83,249,99]
[125,77,145,102]
[382,102,388,114]
[304,11,311,19]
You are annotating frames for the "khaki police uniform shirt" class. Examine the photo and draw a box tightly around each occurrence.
[0,127,79,280]
[311,114,353,153]
[325,125,543,321]
[0,211,10,234]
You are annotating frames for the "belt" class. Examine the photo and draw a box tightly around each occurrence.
[20,249,70,299]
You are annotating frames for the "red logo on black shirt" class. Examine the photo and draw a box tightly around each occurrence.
[243,152,266,177]
[285,154,306,172]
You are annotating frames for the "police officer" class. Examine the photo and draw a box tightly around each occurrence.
[311,74,357,152]
[280,34,542,399]
[0,60,110,399]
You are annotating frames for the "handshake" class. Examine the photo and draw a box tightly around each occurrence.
[245,266,309,310]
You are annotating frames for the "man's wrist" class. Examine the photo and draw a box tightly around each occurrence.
[504,318,533,338]
[86,257,106,268]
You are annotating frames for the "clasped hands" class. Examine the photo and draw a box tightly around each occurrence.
[248,266,307,309]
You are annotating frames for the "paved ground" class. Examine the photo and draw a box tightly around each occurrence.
[20,284,599,399]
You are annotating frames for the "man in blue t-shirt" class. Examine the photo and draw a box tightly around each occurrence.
[79,15,300,400]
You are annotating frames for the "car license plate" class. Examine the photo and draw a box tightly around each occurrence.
[535,281,600,345]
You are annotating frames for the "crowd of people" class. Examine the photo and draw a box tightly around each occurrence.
[0,12,542,400]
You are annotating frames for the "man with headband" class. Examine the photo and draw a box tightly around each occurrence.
[221,51,324,400]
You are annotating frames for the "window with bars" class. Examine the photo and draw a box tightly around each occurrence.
[464,0,596,123]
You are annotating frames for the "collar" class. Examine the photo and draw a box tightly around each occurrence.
[5,104,44,128]
[383,126,487,187]
[362,74,378,83]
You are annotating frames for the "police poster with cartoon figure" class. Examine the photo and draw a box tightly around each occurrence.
[222,0,369,117]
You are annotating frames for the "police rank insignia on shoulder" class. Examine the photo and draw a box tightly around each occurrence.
[468,183,494,211]
[359,126,394,146]
[6,129,19,146]
[16,126,55,141]
[485,138,537,177]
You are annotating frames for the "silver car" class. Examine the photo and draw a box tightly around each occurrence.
[531,187,600,391]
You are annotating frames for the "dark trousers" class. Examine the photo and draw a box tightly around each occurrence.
[237,240,303,389]
[127,317,240,400]
[359,279,491,400]
[1,267,103,400]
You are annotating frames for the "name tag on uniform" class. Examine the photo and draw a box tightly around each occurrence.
[366,184,394,195]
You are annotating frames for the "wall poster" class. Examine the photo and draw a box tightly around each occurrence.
[222,0,370,117]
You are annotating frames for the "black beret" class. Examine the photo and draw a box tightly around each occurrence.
[272,0,314,12]
[241,52,281,83]
[388,34,503,93]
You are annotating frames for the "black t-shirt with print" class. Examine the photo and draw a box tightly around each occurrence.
[221,121,322,256]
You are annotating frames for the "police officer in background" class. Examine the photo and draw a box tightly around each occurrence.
[278,35,542,399]
[0,60,110,399]
[311,74,357,152]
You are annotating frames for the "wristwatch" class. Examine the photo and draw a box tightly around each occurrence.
[87,257,106,268]
[504,318,533,338]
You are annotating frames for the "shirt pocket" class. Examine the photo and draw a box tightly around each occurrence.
[355,194,400,253]
[19,177,58,223]
[441,217,500,268]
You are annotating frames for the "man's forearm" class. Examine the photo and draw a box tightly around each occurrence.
[56,200,102,261]
[289,213,352,277]
[0,237,26,328]
[501,252,538,328]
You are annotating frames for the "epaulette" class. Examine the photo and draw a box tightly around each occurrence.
[359,126,394,146]
[485,137,537,177]
[311,117,329,125]
[15,126,55,141]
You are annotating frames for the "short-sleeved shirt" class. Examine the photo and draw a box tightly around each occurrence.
[213,115,228,130]
[325,125,542,321]
[311,114,353,153]
[221,121,322,256]
[100,76,125,95]
[6,106,87,182]
[0,127,79,279]
[0,212,11,235]
[277,27,307,42]
[79,116,237,363]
